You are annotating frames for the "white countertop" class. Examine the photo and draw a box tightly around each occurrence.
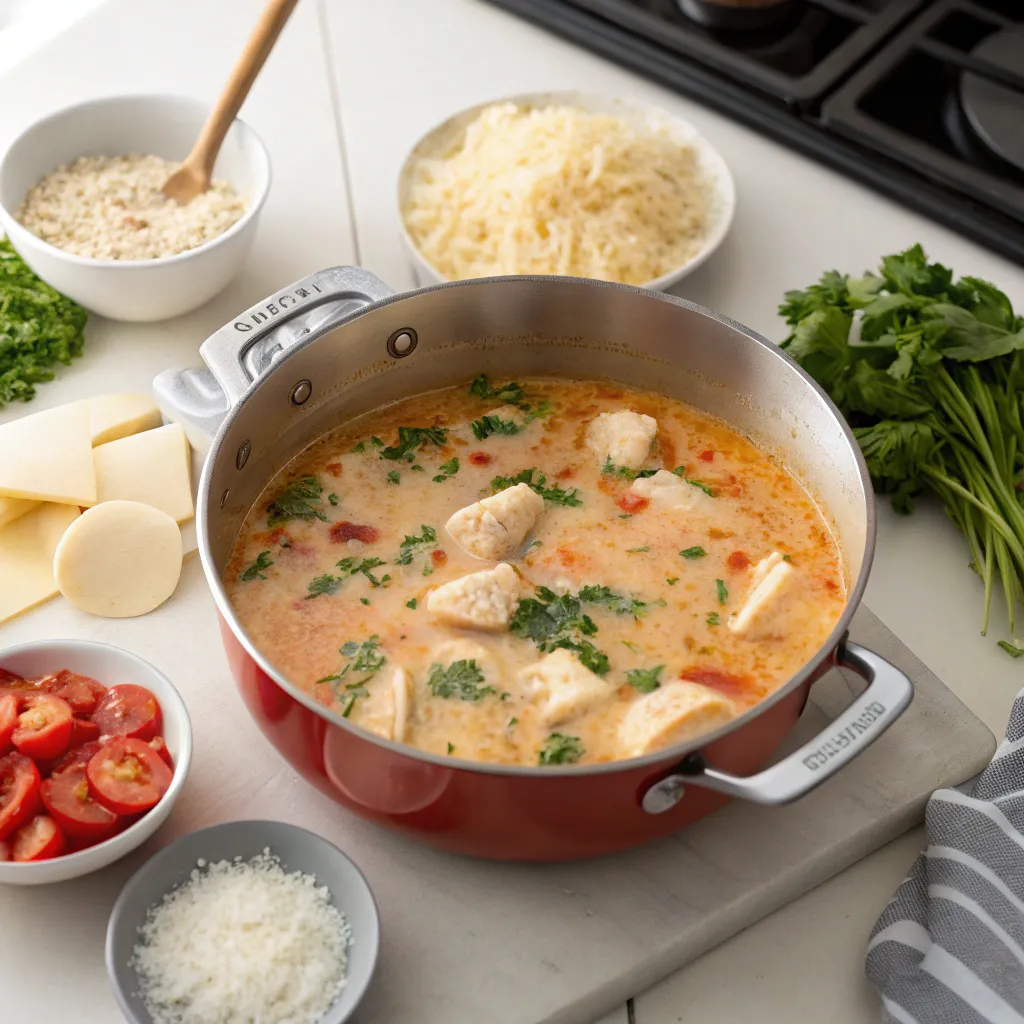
[2,1,1023,1022]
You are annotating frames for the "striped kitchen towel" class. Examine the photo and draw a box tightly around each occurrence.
[866,690,1024,1023]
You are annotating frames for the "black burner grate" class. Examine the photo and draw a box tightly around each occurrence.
[482,0,1024,266]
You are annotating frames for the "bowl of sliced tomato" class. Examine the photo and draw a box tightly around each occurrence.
[0,640,192,885]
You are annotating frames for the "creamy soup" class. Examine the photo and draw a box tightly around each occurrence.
[225,376,846,767]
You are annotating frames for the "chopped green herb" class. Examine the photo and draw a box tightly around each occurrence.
[380,425,448,461]
[328,492,339,506]
[428,660,495,701]
[469,374,527,407]
[422,564,434,576]
[716,579,729,605]
[538,733,583,766]
[335,555,388,587]
[626,665,664,693]
[499,691,510,701]
[524,539,543,554]
[680,546,707,560]
[508,717,519,728]
[491,467,582,507]
[550,637,610,675]
[328,635,386,715]
[405,598,418,610]
[601,457,657,482]
[306,573,342,599]
[350,441,366,453]
[432,457,459,483]
[666,577,679,585]
[621,640,639,652]
[619,513,633,520]
[410,464,426,472]
[266,476,327,527]
[782,553,793,562]
[340,684,368,717]
[386,470,400,485]
[510,587,609,673]
[998,641,1024,658]
[578,584,648,618]
[0,238,88,408]
[360,597,371,606]
[670,466,715,496]
[626,546,650,553]
[239,551,273,582]
[447,742,455,754]
[472,414,522,440]
[395,525,438,565]
[706,611,721,627]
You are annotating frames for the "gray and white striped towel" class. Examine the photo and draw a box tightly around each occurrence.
[867,691,1024,1023]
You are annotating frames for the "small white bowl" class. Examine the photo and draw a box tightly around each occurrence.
[0,639,192,886]
[0,94,271,322]
[396,90,736,292]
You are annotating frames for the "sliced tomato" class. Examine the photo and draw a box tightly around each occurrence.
[12,695,73,760]
[148,736,174,769]
[42,764,119,839]
[87,738,172,816]
[0,671,40,707]
[0,753,42,840]
[69,717,101,747]
[11,814,65,861]
[35,670,106,716]
[48,740,103,778]
[91,684,162,742]
[0,695,17,754]
[0,840,9,861]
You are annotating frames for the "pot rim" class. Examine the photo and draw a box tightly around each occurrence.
[198,274,876,778]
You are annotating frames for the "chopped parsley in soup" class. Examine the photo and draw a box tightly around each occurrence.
[225,376,846,766]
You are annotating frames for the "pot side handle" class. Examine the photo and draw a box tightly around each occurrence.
[641,640,913,813]
[153,266,395,453]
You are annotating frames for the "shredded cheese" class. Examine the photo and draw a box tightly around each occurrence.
[131,849,351,1024]
[402,102,712,285]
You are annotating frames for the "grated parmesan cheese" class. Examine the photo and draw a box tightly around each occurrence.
[131,849,351,1024]
[402,102,712,285]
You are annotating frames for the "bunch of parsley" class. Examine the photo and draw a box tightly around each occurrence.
[780,245,1024,641]
[0,238,87,406]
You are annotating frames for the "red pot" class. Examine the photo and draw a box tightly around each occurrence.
[158,268,912,861]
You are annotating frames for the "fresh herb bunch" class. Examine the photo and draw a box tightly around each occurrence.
[779,245,1024,636]
[0,238,87,407]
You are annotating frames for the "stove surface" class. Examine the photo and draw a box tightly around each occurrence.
[483,0,1024,265]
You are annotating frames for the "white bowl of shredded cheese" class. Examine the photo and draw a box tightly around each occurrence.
[397,91,735,291]
[106,820,380,1024]
[0,94,271,322]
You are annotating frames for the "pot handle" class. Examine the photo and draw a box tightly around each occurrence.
[153,266,395,451]
[640,639,913,813]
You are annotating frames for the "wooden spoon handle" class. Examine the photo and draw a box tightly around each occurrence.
[186,0,300,183]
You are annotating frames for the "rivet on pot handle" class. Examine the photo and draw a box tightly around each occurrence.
[641,640,913,813]
[153,266,395,452]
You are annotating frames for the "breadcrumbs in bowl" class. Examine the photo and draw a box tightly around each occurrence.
[17,154,246,261]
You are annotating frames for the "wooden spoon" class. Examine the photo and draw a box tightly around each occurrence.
[162,0,299,205]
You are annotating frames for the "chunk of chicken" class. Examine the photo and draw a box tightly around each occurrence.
[359,666,413,743]
[426,562,520,631]
[630,469,715,512]
[446,482,545,561]
[728,552,795,640]
[586,410,657,471]
[433,638,504,692]
[619,681,735,757]
[519,648,615,727]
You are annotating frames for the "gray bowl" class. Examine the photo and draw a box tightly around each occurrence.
[105,820,380,1023]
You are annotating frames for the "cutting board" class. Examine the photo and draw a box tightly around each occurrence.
[0,566,995,1024]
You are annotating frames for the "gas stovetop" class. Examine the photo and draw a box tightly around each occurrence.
[481,0,1024,266]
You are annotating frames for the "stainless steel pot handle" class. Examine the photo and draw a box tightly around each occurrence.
[153,266,395,451]
[641,640,913,813]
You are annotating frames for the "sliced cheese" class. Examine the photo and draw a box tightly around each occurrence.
[93,422,194,523]
[54,500,182,618]
[0,400,96,505]
[0,502,80,624]
[88,392,162,446]
[0,496,40,529]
